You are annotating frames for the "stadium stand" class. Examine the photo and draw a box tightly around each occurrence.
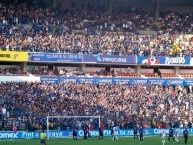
[0,82,193,130]
[0,0,192,56]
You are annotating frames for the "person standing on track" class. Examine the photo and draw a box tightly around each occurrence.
[183,127,189,144]
[73,128,77,141]
[160,128,166,145]
[168,127,175,143]
[174,127,179,143]
[138,126,144,143]
[133,126,138,140]
[98,125,104,141]
[40,130,47,145]
[83,124,87,141]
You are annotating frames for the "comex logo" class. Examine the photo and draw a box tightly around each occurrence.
[0,132,18,139]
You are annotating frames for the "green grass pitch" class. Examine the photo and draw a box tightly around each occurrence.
[0,136,192,145]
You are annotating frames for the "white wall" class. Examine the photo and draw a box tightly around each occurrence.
[0,76,40,82]
[83,67,136,73]
[57,67,79,72]
[141,69,176,74]
[83,67,105,72]
[27,66,79,72]
[12,65,193,75]
[159,69,175,73]
[179,69,193,74]
[141,69,153,73]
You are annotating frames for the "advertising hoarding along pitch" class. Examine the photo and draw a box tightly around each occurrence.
[40,77,193,86]
[0,128,193,139]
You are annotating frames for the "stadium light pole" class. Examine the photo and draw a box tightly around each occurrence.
[47,114,49,139]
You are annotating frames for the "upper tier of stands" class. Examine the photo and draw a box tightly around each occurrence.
[0,0,192,56]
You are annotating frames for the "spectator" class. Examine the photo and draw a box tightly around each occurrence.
[0,82,192,130]
[0,0,192,56]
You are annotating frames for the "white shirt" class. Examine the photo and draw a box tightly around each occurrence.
[176,128,179,136]
[2,108,6,115]
[161,129,166,138]
[113,127,117,134]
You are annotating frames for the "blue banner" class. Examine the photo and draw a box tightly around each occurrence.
[40,77,193,86]
[1,128,193,139]
[27,52,193,65]
[83,55,137,64]
[184,79,193,86]
[28,53,83,62]
[137,56,190,65]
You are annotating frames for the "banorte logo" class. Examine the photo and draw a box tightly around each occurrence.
[13,54,19,60]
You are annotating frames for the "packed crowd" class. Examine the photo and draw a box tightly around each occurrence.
[0,82,193,130]
[30,66,109,77]
[0,67,26,76]
[0,0,193,56]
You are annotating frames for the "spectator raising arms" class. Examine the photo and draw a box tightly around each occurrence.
[0,82,193,130]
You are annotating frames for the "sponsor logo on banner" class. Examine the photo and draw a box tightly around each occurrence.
[167,80,184,85]
[21,132,35,138]
[165,57,185,64]
[93,55,127,63]
[0,132,18,139]
[113,79,130,84]
[1,129,193,139]
[77,78,96,83]
[60,78,77,83]
[96,79,113,84]
[84,55,136,64]
[132,79,147,84]
[103,57,127,63]
[93,55,102,61]
[40,77,59,83]
[49,132,63,137]
[78,130,99,137]
[185,80,193,85]
[138,56,190,65]
[0,51,28,62]
[68,131,73,137]
[142,57,160,65]
[28,53,82,62]
[144,130,150,135]
[125,130,133,135]
[154,129,169,134]
[148,79,165,85]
